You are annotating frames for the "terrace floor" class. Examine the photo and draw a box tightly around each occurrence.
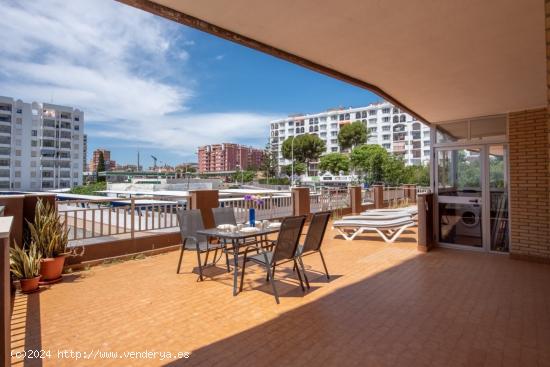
[10,224,550,366]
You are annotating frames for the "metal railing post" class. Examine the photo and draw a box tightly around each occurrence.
[130,197,135,239]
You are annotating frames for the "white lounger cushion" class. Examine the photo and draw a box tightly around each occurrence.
[361,207,418,216]
[342,213,411,221]
[333,218,415,242]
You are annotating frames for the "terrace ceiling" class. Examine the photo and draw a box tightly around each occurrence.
[120,0,547,124]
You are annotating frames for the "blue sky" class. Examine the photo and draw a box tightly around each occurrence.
[0,0,379,167]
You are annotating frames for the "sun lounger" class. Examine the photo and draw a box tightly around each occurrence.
[333,218,415,243]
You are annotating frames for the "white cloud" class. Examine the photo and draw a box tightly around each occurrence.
[0,0,277,162]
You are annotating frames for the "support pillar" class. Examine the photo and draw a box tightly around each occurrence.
[190,190,219,229]
[349,186,362,214]
[373,185,384,209]
[292,187,310,216]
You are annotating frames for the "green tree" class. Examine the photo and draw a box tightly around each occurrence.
[260,144,278,178]
[350,144,388,184]
[281,162,306,177]
[232,170,255,183]
[383,154,407,186]
[403,164,430,186]
[96,151,106,182]
[281,134,326,175]
[69,181,107,195]
[338,121,368,150]
[319,153,350,175]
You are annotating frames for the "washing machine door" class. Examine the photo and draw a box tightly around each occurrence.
[436,148,483,248]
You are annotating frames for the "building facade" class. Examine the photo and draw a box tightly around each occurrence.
[83,134,88,171]
[269,101,431,174]
[197,143,264,173]
[89,148,116,172]
[0,96,84,191]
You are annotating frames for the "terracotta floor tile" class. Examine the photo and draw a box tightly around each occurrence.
[9,224,550,366]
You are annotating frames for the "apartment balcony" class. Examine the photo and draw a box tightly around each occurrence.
[5,216,550,366]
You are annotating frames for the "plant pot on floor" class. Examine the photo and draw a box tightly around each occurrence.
[20,276,41,293]
[39,255,66,284]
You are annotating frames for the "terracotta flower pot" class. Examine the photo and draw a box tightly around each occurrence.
[40,255,66,283]
[20,276,41,293]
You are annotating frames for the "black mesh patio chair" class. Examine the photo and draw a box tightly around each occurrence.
[212,206,237,226]
[296,211,332,281]
[239,215,307,304]
[176,209,227,281]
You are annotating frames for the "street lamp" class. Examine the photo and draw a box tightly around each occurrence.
[236,164,243,186]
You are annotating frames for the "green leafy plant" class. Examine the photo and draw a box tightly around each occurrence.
[27,199,69,258]
[10,242,41,280]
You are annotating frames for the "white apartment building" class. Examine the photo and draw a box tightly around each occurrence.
[0,96,84,191]
[269,101,431,175]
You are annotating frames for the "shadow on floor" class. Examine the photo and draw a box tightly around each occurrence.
[163,248,550,367]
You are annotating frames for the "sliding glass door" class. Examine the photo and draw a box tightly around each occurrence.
[435,144,509,252]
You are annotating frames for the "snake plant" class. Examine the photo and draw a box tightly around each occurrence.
[10,242,41,280]
[27,199,69,258]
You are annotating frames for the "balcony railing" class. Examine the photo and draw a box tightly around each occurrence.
[219,195,293,223]
[57,197,186,241]
[310,189,349,213]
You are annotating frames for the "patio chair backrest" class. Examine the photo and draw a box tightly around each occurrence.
[176,209,207,244]
[272,215,306,263]
[212,206,237,226]
[302,211,331,253]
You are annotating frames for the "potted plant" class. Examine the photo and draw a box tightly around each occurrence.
[10,242,41,293]
[27,200,70,284]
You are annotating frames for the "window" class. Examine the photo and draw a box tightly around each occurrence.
[73,172,79,178]
[331,131,338,136]
[345,113,350,120]
[31,171,36,178]
[383,134,390,140]
[15,118,22,124]
[393,116,399,123]
[393,108,399,113]
[368,127,377,133]
[361,111,367,118]
[0,125,10,134]
[74,125,79,131]
[320,116,327,122]
[355,112,361,119]
[16,108,22,114]
[331,139,338,144]
[382,117,390,122]
[382,126,391,131]
[14,160,21,167]
[400,115,406,122]
[31,130,37,136]
[369,118,376,124]
[382,143,391,149]
[74,116,80,121]
[331,147,338,152]
[15,150,21,157]
[0,159,9,166]
[330,115,337,121]
[14,171,21,178]
[0,136,10,145]
[382,108,390,114]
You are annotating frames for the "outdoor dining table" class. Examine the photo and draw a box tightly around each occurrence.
[196,226,280,296]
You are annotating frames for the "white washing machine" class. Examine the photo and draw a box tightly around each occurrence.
[454,205,481,237]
